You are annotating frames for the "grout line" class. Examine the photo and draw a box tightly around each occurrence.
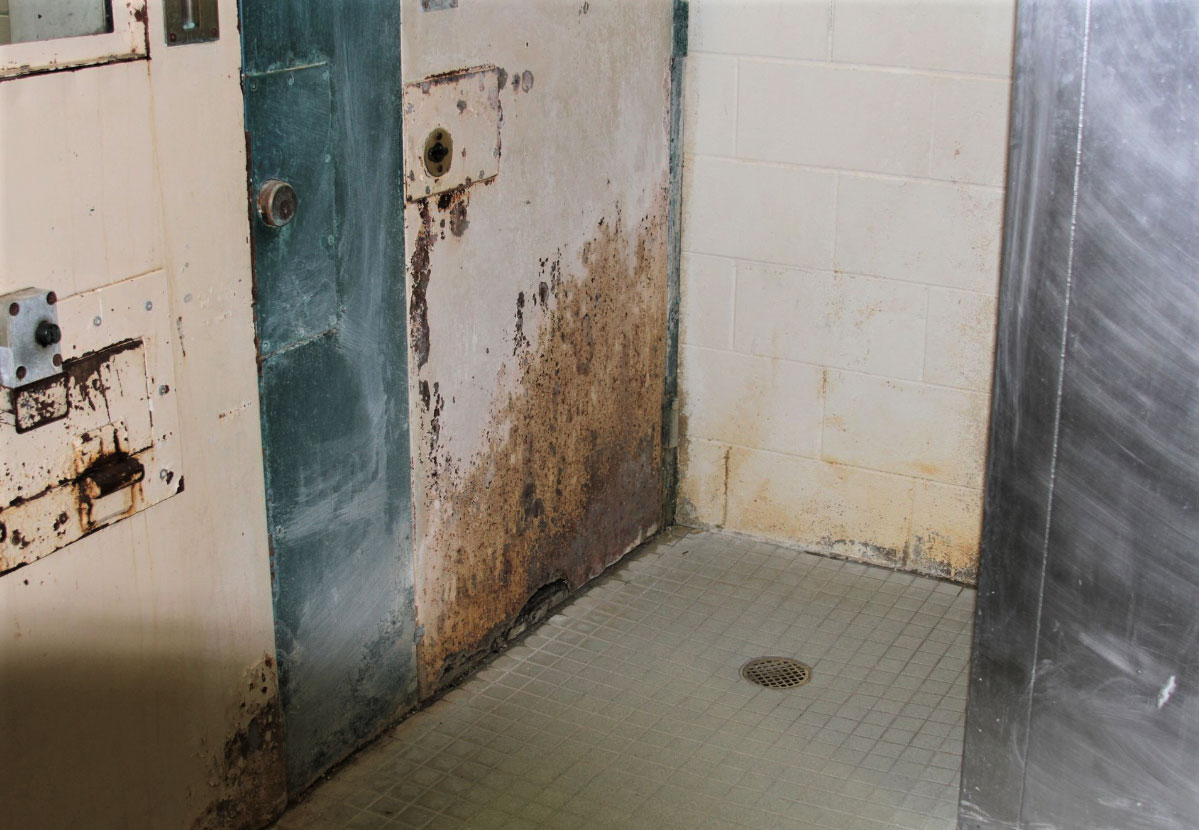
[720,444,731,527]
[920,286,932,382]
[731,56,740,157]
[831,171,842,274]
[692,438,984,494]
[928,73,939,179]
[827,0,837,61]
[727,258,738,350]
[683,342,993,397]
[676,253,1001,301]
[816,368,827,459]
[686,49,1014,83]
[688,151,1008,192]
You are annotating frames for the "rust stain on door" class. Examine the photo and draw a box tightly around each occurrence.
[413,193,669,696]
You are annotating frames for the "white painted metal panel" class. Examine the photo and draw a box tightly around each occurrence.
[0,270,182,571]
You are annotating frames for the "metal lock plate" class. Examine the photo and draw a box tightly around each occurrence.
[0,287,63,389]
[403,66,502,201]
[0,271,183,573]
[164,0,220,46]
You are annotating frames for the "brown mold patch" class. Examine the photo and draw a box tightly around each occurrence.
[906,533,979,585]
[192,655,287,830]
[815,536,904,569]
[415,196,669,697]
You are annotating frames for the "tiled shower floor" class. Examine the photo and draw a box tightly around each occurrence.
[273,528,974,830]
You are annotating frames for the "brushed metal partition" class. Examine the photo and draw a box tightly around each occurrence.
[962,1,1199,828]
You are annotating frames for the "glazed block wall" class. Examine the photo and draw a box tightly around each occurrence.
[678,0,1015,582]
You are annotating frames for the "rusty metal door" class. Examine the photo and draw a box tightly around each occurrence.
[240,2,416,791]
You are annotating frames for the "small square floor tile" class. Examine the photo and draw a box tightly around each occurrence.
[272,529,973,830]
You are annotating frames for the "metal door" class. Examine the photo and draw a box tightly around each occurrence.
[239,2,416,791]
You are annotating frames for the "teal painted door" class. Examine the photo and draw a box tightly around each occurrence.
[239,2,416,791]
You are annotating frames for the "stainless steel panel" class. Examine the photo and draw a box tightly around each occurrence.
[961,1,1090,824]
[963,2,1199,827]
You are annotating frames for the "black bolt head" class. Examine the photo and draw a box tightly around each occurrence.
[35,320,61,348]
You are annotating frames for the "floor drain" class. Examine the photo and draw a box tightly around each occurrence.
[741,657,811,689]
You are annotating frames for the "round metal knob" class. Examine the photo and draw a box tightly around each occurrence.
[257,179,299,228]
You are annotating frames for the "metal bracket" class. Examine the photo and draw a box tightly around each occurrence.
[0,287,63,389]
[164,0,220,46]
[403,66,501,201]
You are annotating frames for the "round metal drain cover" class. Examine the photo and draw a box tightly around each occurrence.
[741,657,811,689]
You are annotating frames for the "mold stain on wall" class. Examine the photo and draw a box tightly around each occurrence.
[191,654,287,830]
[409,189,670,697]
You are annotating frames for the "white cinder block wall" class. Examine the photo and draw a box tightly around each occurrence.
[677,0,1015,583]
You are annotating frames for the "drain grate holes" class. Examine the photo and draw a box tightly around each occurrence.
[741,657,811,689]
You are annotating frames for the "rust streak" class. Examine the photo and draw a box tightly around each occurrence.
[409,200,436,369]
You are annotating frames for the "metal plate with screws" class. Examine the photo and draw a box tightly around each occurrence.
[403,65,502,201]
[165,0,220,46]
[0,288,63,389]
[741,657,812,689]
[0,270,184,572]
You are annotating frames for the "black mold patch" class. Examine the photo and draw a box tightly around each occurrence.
[191,655,286,830]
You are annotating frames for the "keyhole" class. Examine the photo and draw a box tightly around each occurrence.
[423,128,454,178]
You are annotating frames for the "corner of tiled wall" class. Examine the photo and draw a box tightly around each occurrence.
[677,0,1016,584]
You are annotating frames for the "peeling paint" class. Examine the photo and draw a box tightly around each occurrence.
[414,196,668,696]
[409,199,435,369]
[0,336,175,573]
[448,195,470,238]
